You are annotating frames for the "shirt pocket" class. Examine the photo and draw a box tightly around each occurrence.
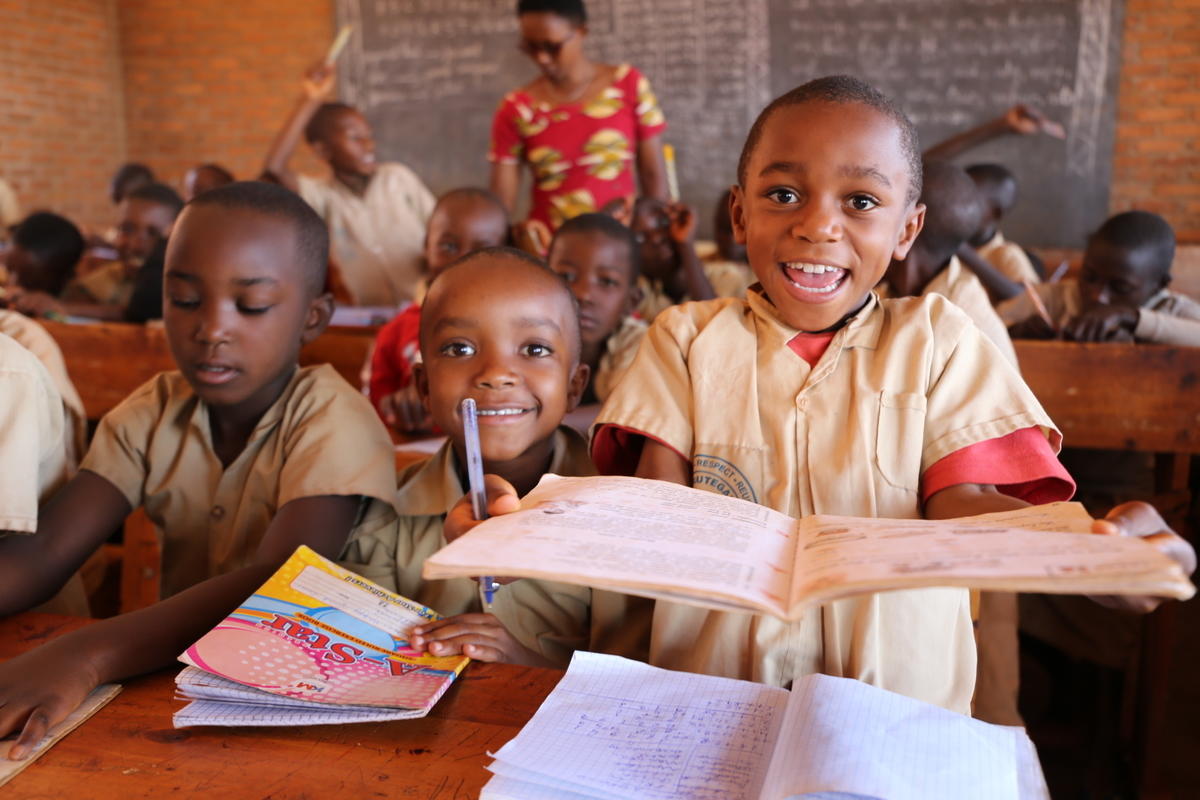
[875,391,927,492]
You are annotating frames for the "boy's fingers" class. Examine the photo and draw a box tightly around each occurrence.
[1102,501,1169,537]
[412,613,493,636]
[484,475,521,515]
[463,643,507,662]
[8,708,51,760]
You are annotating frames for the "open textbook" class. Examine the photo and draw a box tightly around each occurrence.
[173,546,468,727]
[424,475,1194,619]
[482,652,1049,800]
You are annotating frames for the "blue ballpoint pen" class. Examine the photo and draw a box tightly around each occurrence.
[461,398,498,610]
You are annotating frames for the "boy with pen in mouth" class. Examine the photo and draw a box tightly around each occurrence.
[342,247,650,666]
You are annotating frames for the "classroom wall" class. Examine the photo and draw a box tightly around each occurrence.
[1110,0,1200,242]
[117,0,334,199]
[0,0,127,230]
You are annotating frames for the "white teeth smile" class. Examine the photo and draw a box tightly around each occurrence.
[476,408,530,416]
[786,263,839,274]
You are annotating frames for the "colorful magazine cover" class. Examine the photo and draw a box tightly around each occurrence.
[178,545,469,710]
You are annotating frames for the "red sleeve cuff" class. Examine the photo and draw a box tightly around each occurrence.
[921,427,1075,505]
[591,423,687,476]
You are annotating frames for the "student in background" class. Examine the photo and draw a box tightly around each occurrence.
[450,77,1195,713]
[3,212,85,300]
[0,182,398,758]
[344,248,647,666]
[695,189,755,298]
[1001,210,1200,345]
[108,163,155,207]
[16,182,183,321]
[263,62,435,307]
[883,160,1017,364]
[547,212,646,403]
[183,163,235,202]
[629,196,716,321]
[966,163,1041,286]
[490,0,669,229]
[368,188,511,433]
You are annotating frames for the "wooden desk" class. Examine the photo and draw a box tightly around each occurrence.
[2,614,560,798]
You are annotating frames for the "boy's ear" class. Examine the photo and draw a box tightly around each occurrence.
[729,185,748,245]
[892,202,926,261]
[565,361,590,412]
[300,291,335,346]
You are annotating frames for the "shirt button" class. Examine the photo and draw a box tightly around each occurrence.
[211,506,225,520]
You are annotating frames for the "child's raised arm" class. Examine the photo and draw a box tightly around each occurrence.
[924,104,1066,161]
[955,243,1023,301]
[0,493,360,759]
[262,63,336,193]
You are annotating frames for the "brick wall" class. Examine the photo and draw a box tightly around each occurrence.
[0,0,127,231]
[1110,0,1200,241]
[118,0,334,199]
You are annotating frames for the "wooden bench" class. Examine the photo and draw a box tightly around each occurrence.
[1014,339,1200,799]
[41,320,376,421]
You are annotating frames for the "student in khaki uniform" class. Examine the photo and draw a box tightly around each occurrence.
[547,212,648,403]
[882,160,1017,365]
[448,77,1195,714]
[1001,210,1200,346]
[345,248,650,666]
[0,311,87,469]
[264,62,435,306]
[0,182,398,759]
[629,196,719,321]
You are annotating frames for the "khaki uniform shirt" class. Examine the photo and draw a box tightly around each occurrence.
[63,260,135,306]
[297,163,436,307]
[636,261,757,322]
[0,333,67,534]
[997,280,1200,346]
[0,311,87,468]
[81,365,398,599]
[594,315,648,402]
[978,231,1040,286]
[592,290,1059,712]
[923,256,1018,365]
[341,426,649,666]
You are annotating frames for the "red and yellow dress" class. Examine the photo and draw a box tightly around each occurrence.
[488,64,667,229]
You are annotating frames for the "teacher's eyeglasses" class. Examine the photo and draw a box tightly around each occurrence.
[519,30,577,58]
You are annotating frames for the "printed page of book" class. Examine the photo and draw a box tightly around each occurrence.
[786,502,1194,615]
[423,474,799,616]
[178,546,468,711]
[486,651,789,800]
[759,674,1022,800]
[0,684,121,786]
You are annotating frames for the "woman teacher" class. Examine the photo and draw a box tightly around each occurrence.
[489,0,670,232]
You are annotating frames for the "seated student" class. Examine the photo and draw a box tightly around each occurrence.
[546,212,647,403]
[1000,210,1200,345]
[966,163,1041,287]
[368,188,511,433]
[263,62,435,306]
[19,182,184,321]
[882,160,1017,364]
[108,162,155,207]
[0,332,87,616]
[344,247,646,666]
[695,189,755,297]
[0,182,398,757]
[629,197,715,321]
[3,211,84,300]
[183,163,235,202]
[449,77,1195,713]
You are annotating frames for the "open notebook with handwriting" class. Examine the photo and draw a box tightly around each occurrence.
[482,652,1048,800]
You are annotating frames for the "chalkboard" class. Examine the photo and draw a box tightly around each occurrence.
[336,0,1122,247]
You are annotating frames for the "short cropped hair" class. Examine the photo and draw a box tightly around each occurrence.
[427,245,583,360]
[128,182,185,219]
[435,187,511,227]
[193,163,235,186]
[303,102,360,145]
[915,160,985,267]
[737,75,923,204]
[965,163,1018,214]
[11,212,85,295]
[551,212,640,281]
[110,162,155,204]
[186,181,330,295]
[1091,210,1176,279]
[517,0,586,25]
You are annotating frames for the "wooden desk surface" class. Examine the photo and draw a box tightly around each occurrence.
[2,614,562,799]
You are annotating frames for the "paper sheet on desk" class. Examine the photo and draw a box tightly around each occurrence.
[0,684,121,787]
[482,653,1048,800]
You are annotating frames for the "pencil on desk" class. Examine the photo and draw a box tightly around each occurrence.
[1023,281,1056,333]
[663,144,680,203]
